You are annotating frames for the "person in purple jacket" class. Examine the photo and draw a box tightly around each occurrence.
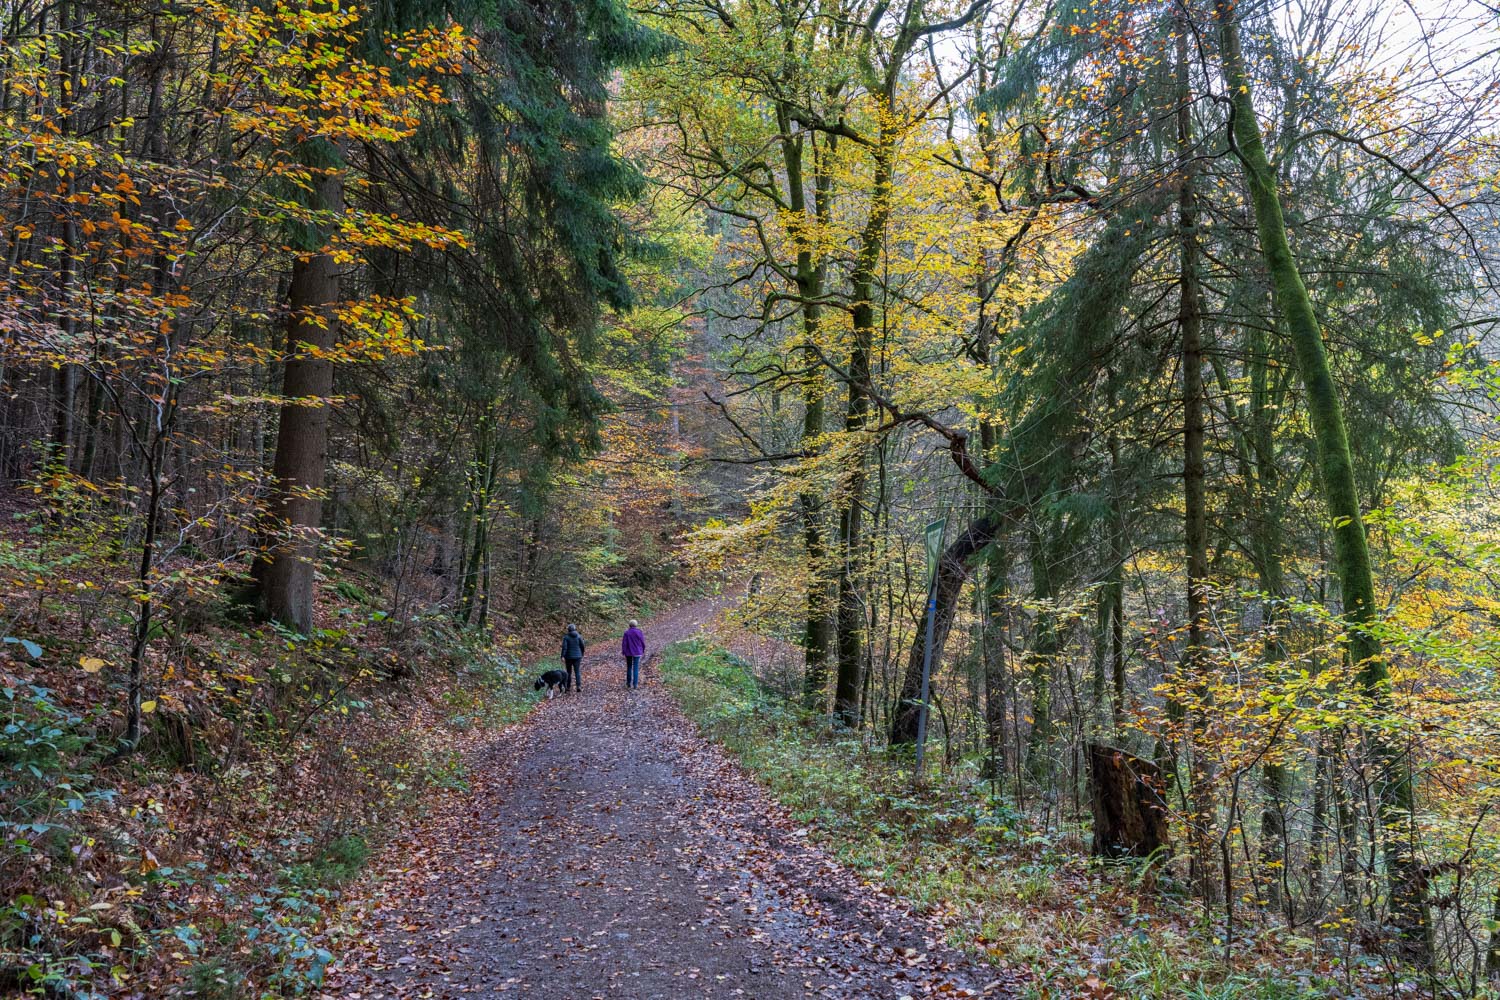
[621,619,646,690]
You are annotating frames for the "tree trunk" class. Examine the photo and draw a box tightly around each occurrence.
[1245,314,1293,918]
[1103,432,1127,729]
[454,479,473,615]
[777,104,835,711]
[1090,582,1109,725]
[1088,743,1170,860]
[1025,536,1060,782]
[981,555,1009,781]
[49,0,82,467]
[833,121,897,727]
[1333,733,1363,910]
[800,357,833,707]
[889,515,999,745]
[1176,23,1215,903]
[119,433,169,753]
[1486,883,1500,980]
[861,450,887,729]
[833,476,866,725]
[253,158,342,634]
[1214,2,1426,959]
[1108,494,1126,728]
[51,358,76,465]
[796,271,832,708]
[477,518,492,631]
[78,374,104,481]
[459,414,493,625]
[1309,733,1331,914]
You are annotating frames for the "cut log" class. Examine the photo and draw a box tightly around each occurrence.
[1087,742,1170,860]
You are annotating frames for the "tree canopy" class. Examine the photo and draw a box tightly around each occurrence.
[2,0,1499,994]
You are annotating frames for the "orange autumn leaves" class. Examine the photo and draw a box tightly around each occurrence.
[0,0,471,377]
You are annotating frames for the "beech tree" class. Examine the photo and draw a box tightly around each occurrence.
[657,0,1499,978]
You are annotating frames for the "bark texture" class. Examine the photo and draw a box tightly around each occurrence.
[1215,0,1426,958]
[889,515,999,745]
[1088,743,1171,860]
[253,163,342,634]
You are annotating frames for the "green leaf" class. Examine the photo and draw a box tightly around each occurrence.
[3,636,42,658]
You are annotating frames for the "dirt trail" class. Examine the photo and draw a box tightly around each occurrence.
[324,598,1013,999]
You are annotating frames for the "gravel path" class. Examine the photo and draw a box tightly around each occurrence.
[324,599,1013,999]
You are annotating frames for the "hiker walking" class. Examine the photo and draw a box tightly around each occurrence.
[561,624,586,693]
[621,619,646,690]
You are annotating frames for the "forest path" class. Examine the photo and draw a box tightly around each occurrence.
[323,596,1012,999]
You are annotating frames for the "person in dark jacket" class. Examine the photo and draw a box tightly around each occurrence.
[561,624,586,693]
[621,619,646,690]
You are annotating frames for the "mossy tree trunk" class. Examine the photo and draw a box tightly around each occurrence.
[833,125,895,728]
[778,101,836,710]
[1214,0,1426,959]
[1176,21,1216,904]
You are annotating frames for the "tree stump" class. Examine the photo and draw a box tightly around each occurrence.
[1087,743,1170,860]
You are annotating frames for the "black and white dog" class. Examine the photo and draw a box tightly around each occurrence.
[533,669,569,698]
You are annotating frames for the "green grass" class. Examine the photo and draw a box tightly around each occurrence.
[661,640,1365,1000]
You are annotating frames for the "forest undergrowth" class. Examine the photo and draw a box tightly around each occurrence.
[0,489,611,999]
[2,0,1499,994]
[662,640,1463,1000]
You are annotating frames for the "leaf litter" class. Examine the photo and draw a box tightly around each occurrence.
[321,598,1023,999]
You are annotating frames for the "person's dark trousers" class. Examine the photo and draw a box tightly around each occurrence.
[565,657,582,692]
[625,655,640,689]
